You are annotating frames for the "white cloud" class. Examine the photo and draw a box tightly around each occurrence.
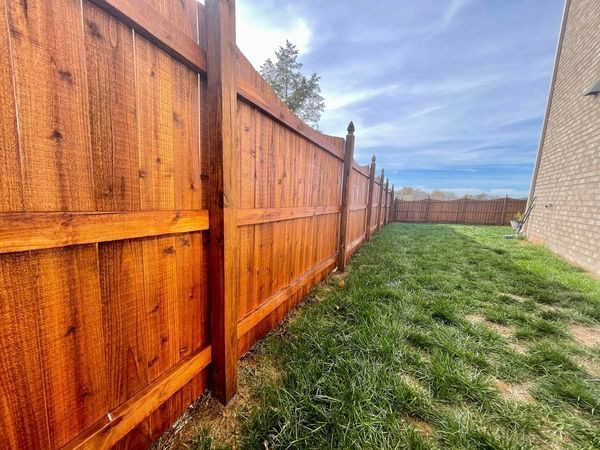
[407,104,446,120]
[428,0,474,34]
[443,0,474,27]
[325,84,402,110]
[236,1,312,69]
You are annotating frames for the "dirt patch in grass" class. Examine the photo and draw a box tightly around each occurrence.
[497,292,527,303]
[569,324,600,347]
[405,416,434,437]
[400,374,429,394]
[152,393,242,450]
[578,357,600,377]
[539,303,561,312]
[466,314,513,338]
[511,341,529,354]
[495,380,534,403]
[154,353,281,450]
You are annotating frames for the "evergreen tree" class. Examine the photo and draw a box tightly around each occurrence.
[260,41,325,128]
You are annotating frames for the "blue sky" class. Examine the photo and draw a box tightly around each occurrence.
[235,0,565,198]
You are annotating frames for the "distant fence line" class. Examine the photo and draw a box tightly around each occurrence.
[392,197,527,225]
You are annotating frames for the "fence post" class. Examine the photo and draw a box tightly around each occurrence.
[206,0,238,404]
[500,195,508,225]
[425,196,431,223]
[383,178,390,225]
[365,156,376,241]
[337,122,355,272]
[390,184,395,223]
[461,195,468,223]
[376,169,385,231]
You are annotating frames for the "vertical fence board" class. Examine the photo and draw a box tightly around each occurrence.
[83,2,140,212]
[0,253,52,449]
[0,1,23,212]
[7,0,95,211]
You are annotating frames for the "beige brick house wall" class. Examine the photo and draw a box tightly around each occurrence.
[526,0,600,276]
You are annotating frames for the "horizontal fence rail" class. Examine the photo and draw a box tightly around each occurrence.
[393,197,527,225]
[0,0,396,448]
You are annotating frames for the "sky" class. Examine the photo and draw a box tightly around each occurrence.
[233,0,565,198]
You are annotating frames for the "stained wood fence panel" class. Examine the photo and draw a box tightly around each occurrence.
[0,0,394,448]
[393,198,527,225]
[235,98,343,355]
[370,180,382,233]
[345,162,371,258]
[0,0,210,448]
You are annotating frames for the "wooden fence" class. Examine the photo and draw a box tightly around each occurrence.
[393,197,527,225]
[0,1,394,448]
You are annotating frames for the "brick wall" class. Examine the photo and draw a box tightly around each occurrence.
[526,0,600,276]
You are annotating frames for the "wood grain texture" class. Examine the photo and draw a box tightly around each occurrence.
[146,0,199,43]
[237,206,341,226]
[83,2,140,211]
[62,346,211,450]
[7,0,95,211]
[0,252,52,449]
[235,97,343,355]
[0,210,209,253]
[237,255,337,338]
[0,1,23,212]
[35,246,108,448]
[97,232,209,448]
[88,0,206,72]
[134,30,172,213]
[205,0,239,403]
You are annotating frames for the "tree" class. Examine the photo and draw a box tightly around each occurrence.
[260,40,325,127]
[431,190,457,200]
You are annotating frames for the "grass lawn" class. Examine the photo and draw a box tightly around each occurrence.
[159,224,600,450]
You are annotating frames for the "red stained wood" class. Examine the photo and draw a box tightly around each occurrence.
[394,198,527,225]
[0,210,208,253]
[205,0,239,403]
[0,0,392,445]
[88,0,207,73]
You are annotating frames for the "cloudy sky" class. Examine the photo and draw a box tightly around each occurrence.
[234,0,565,198]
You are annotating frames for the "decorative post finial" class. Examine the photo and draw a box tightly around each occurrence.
[347,121,355,134]
[371,155,376,163]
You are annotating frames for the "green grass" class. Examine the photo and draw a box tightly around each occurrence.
[193,224,600,449]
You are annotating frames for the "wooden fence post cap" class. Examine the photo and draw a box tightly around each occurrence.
[347,121,355,134]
